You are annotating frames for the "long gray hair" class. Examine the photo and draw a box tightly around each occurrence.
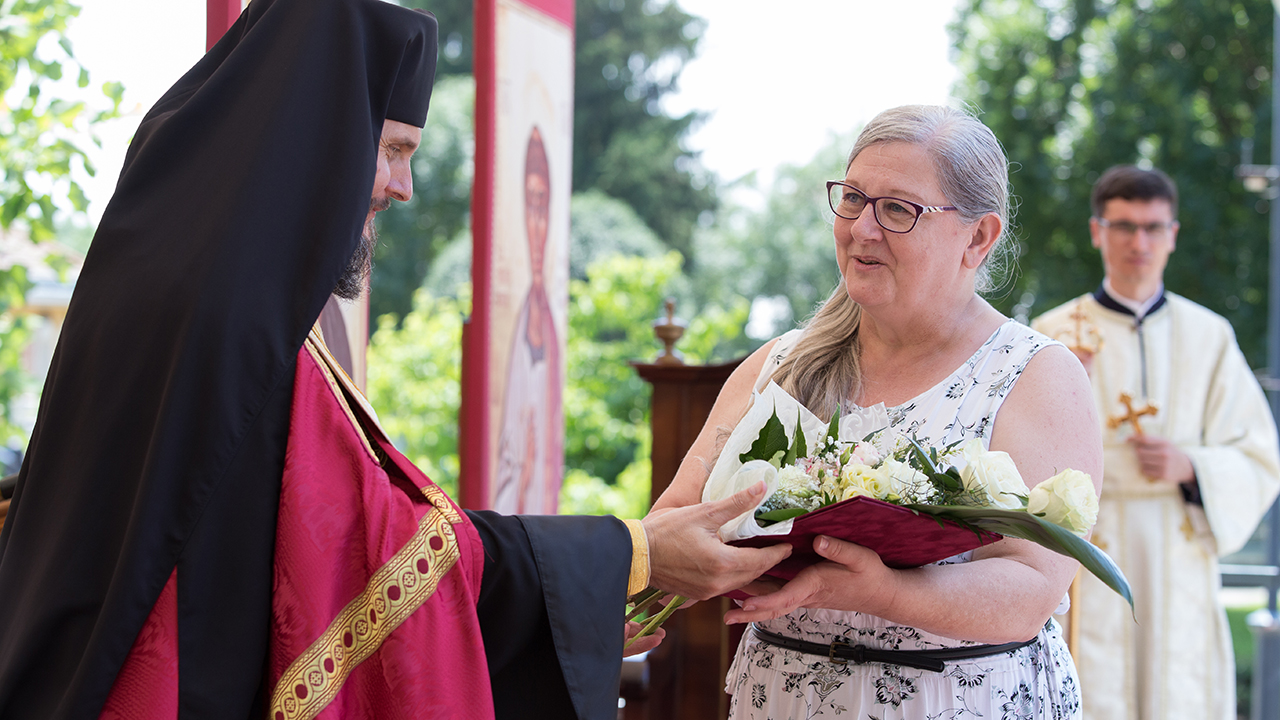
[771,105,1013,420]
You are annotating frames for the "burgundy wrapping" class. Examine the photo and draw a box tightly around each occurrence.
[730,496,1001,581]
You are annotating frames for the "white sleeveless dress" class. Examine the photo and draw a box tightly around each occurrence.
[727,320,1082,720]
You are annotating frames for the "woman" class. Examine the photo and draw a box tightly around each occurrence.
[651,105,1101,718]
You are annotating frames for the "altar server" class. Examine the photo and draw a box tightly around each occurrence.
[1033,164,1280,720]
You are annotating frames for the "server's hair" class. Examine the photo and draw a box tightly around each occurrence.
[1090,165,1178,217]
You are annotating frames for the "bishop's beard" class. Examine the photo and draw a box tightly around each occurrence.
[332,197,391,300]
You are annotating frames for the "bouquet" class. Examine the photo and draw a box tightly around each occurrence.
[627,381,1131,646]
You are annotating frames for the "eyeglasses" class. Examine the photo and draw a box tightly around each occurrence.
[826,181,958,234]
[1096,218,1177,240]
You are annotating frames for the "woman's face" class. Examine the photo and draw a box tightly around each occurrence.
[834,141,976,314]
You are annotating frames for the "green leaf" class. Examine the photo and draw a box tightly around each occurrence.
[67,182,87,212]
[740,405,789,464]
[784,421,807,466]
[909,504,1133,609]
[755,507,809,525]
[827,402,842,444]
[906,435,941,475]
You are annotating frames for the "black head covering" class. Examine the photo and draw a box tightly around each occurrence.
[0,1,437,717]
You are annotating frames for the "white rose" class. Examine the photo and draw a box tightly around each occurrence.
[838,463,878,501]
[959,438,1026,510]
[1028,469,1098,536]
[878,458,926,501]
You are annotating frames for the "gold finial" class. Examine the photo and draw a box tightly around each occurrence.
[653,297,685,366]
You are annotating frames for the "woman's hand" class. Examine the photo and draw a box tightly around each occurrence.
[724,536,898,624]
[623,621,665,657]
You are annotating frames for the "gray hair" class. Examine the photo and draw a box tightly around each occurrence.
[847,105,1014,293]
[772,105,1014,418]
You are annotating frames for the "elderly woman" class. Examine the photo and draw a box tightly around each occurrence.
[651,105,1101,718]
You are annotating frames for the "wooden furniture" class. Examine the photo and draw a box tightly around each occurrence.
[625,358,745,720]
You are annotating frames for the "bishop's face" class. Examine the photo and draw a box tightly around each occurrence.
[334,119,420,300]
[368,119,419,227]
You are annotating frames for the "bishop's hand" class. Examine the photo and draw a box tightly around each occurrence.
[641,482,793,601]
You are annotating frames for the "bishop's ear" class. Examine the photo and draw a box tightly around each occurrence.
[963,213,1003,270]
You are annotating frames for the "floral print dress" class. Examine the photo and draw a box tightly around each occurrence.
[727,320,1081,720]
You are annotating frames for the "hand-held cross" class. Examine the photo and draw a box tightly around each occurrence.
[1106,391,1158,438]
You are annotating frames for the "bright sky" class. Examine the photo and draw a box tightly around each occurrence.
[65,0,962,223]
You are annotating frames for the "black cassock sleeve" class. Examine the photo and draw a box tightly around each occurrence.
[464,511,631,720]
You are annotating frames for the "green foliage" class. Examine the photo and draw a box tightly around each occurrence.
[558,430,652,518]
[568,189,667,280]
[739,407,787,464]
[0,0,121,446]
[371,75,475,323]
[368,251,748,515]
[691,133,853,340]
[1228,602,1260,717]
[564,251,684,482]
[0,0,122,242]
[376,0,716,323]
[574,0,716,261]
[0,304,32,448]
[366,288,469,499]
[951,0,1273,364]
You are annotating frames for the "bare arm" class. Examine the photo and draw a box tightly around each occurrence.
[727,344,1103,643]
[650,338,779,511]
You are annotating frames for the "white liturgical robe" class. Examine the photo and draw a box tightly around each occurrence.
[1034,289,1280,720]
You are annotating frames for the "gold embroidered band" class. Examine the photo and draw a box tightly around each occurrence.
[623,518,650,596]
[269,485,462,720]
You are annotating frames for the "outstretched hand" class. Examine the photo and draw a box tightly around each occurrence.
[724,535,896,625]
[641,482,793,601]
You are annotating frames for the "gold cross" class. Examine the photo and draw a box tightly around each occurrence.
[1107,392,1158,437]
[1058,301,1104,354]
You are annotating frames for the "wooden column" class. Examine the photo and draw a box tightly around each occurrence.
[630,359,744,720]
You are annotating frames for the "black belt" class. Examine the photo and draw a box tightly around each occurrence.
[750,623,1038,673]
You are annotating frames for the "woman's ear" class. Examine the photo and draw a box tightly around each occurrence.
[963,213,1003,269]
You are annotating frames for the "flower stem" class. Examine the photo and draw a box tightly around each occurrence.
[626,594,687,648]
[625,587,665,622]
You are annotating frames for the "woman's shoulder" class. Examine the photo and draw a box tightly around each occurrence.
[991,319,1060,352]
[772,327,806,357]
[753,328,805,391]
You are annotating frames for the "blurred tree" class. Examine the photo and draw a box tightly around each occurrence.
[372,0,716,322]
[691,133,853,345]
[573,0,717,262]
[367,288,469,498]
[952,0,1273,364]
[0,0,122,446]
[564,250,747,484]
[567,189,666,280]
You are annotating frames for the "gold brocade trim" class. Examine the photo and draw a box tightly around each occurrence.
[307,325,385,434]
[622,519,650,596]
[268,484,463,720]
[304,332,380,465]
